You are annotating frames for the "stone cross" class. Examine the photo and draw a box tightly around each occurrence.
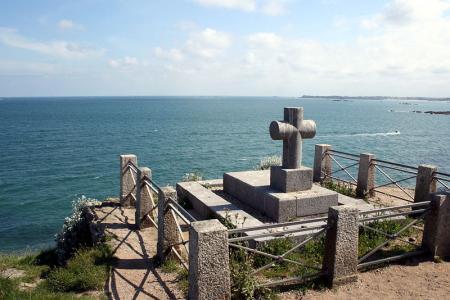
[270,107,316,169]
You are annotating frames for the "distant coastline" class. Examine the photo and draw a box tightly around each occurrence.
[301,95,450,101]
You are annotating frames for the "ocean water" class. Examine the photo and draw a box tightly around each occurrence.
[0,96,449,252]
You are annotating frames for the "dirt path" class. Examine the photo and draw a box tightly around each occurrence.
[94,205,184,300]
[281,260,450,300]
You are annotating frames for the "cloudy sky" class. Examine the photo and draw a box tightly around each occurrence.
[1,0,450,97]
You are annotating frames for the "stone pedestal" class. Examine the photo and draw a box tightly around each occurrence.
[224,170,338,222]
[270,166,313,192]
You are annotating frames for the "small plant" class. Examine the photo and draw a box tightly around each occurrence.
[161,259,181,273]
[55,196,101,264]
[322,180,356,198]
[256,156,282,170]
[253,238,295,268]
[182,171,203,182]
[45,244,114,292]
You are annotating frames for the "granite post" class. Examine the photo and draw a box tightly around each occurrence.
[120,154,138,207]
[422,191,450,259]
[414,164,437,203]
[188,219,230,300]
[157,193,183,261]
[323,205,359,286]
[356,153,376,198]
[313,144,332,183]
[135,167,154,229]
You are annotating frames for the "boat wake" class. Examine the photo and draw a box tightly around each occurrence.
[319,131,400,138]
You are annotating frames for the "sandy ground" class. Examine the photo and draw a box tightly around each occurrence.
[280,260,450,300]
[94,206,184,300]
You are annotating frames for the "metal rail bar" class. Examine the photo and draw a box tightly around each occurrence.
[435,171,450,177]
[372,163,418,175]
[436,178,449,190]
[330,155,357,183]
[357,249,426,269]
[359,224,419,247]
[166,203,192,225]
[257,272,324,288]
[329,162,359,176]
[359,201,430,215]
[228,224,327,242]
[373,175,416,190]
[359,208,428,222]
[171,247,188,271]
[371,159,418,171]
[327,152,360,162]
[328,149,360,158]
[166,198,197,222]
[144,214,158,229]
[228,243,321,271]
[250,228,327,275]
[375,165,415,201]
[358,214,425,263]
[228,216,328,234]
[372,188,413,203]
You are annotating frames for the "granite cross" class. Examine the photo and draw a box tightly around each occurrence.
[269,107,316,169]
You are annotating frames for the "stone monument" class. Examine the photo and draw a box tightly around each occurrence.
[223,107,338,222]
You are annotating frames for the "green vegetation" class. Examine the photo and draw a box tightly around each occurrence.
[160,259,189,296]
[0,244,113,299]
[255,156,281,170]
[182,171,203,182]
[229,217,422,298]
[322,180,357,198]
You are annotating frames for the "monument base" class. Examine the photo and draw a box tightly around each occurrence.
[270,166,312,192]
[223,170,338,222]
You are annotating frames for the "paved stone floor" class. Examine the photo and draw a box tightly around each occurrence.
[94,206,184,300]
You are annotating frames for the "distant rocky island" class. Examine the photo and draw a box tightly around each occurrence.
[301,95,450,101]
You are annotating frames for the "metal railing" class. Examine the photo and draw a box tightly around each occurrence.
[123,160,139,202]
[321,149,360,186]
[228,218,328,288]
[434,171,450,192]
[370,158,418,202]
[357,201,430,269]
[140,175,160,228]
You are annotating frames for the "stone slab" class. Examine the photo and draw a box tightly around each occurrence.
[223,170,338,222]
[270,166,313,192]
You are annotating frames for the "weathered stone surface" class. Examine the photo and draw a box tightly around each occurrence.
[135,167,154,229]
[356,153,376,198]
[270,166,313,192]
[423,191,450,258]
[323,205,359,287]
[189,220,230,300]
[313,144,332,182]
[414,164,437,203]
[120,154,137,207]
[224,170,338,222]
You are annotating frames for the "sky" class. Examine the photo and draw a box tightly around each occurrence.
[1,0,450,97]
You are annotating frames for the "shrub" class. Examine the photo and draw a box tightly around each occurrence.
[182,171,203,182]
[255,156,281,170]
[322,180,356,198]
[46,244,113,292]
[55,196,101,264]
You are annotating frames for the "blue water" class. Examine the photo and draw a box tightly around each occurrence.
[0,96,449,252]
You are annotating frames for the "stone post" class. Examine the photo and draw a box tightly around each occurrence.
[323,205,359,287]
[422,191,450,259]
[313,144,332,183]
[120,154,138,207]
[414,164,437,203]
[356,153,376,198]
[188,219,230,300]
[157,193,183,261]
[135,167,154,229]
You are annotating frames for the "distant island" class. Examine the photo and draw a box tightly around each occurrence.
[301,95,450,101]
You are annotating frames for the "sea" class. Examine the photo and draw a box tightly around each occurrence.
[0,96,449,252]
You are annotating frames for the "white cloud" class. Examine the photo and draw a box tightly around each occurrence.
[248,32,282,48]
[193,0,256,11]
[108,56,139,68]
[193,0,288,15]
[0,27,103,59]
[0,60,59,75]
[58,19,84,31]
[155,28,231,61]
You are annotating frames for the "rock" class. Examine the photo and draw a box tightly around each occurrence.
[0,268,25,279]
